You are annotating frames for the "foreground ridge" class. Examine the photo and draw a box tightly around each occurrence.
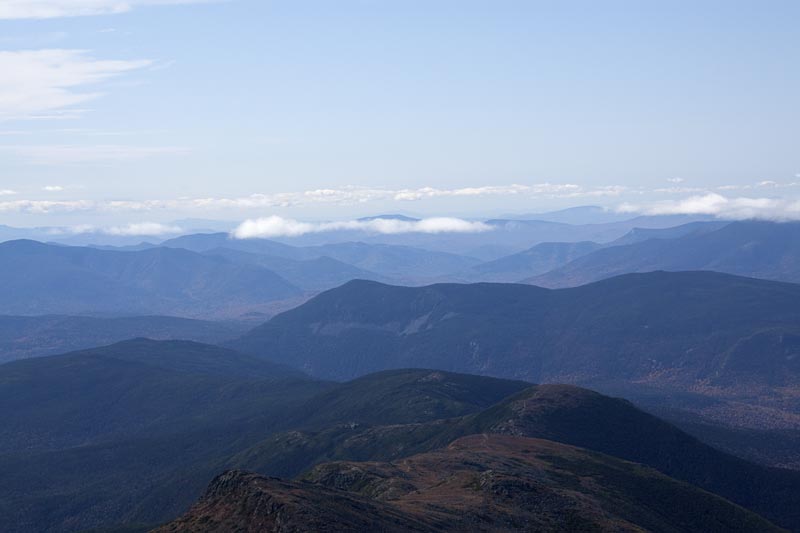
[156,434,782,533]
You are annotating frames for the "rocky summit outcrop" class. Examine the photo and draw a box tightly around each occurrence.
[155,435,783,533]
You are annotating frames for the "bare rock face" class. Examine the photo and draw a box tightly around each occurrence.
[155,435,782,533]
[154,470,434,533]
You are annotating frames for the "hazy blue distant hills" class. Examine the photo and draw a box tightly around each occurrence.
[161,232,480,282]
[609,220,730,246]
[162,232,308,259]
[304,241,479,280]
[468,240,602,282]
[89,241,159,251]
[529,220,800,287]
[458,220,727,283]
[500,205,639,224]
[357,214,420,222]
[202,247,387,290]
[0,314,248,363]
[0,240,301,318]
[223,213,711,259]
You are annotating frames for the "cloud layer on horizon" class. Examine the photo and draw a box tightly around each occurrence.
[618,193,800,221]
[231,216,493,239]
[2,183,800,224]
[0,183,630,214]
[47,221,182,236]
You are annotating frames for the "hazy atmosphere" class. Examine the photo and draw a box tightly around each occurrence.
[2,0,799,233]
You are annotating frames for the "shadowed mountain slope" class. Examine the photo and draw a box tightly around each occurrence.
[0,338,328,532]
[0,364,528,532]
[232,382,800,531]
[0,315,248,363]
[231,271,800,391]
[0,339,307,453]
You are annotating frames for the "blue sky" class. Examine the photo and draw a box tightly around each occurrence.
[1,0,799,231]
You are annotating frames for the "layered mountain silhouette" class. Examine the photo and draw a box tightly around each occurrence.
[201,248,387,290]
[528,220,800,286]
[467,240,602,282]
[163,232,481,281]
[0,240,301,317]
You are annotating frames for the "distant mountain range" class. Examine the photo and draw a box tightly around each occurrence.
[467,240,602,282]
[154,220,800,289]
[457,220,729,282]
[252,214,711,257]
[529,220,800,287]
[0,240,302,318]
[4,219,798,320]
[161,232,481,281]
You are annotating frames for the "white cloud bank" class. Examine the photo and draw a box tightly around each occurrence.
[50,222,182,236]
[0,0,213,19]
[104,222,182,236]
[232,216,493,239]
[619,193,800,221]
[0,49,151,120]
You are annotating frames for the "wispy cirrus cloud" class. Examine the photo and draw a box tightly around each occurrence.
[0,144,189,164]
[0,49,151,121]
[0,0,216,19]
[232,216,493,239]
